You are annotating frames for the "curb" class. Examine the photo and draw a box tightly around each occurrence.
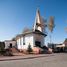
[0,54,54,61]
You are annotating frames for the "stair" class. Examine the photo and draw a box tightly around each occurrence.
[10,47,19,53]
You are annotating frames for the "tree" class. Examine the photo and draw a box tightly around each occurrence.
[0,42,5,51]
[48,16,55,43]
[12,37,16,41]
[0,42,5,55]
[27,44,33,54]
[22,27,30,34]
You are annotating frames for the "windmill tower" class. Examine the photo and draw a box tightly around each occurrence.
[33,9,47,47]
[33,9,46,34]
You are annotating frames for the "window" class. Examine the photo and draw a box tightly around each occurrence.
[23,37,25,45]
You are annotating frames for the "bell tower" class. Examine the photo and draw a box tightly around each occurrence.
[33,9,46,34]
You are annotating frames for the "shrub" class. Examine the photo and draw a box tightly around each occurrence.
[27,44,33,54]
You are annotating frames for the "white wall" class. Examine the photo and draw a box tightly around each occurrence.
[4,40,16,49]
[34,34,44,47]
[17,38,22,49]
[23,34,34,49]
[16,34,34,50]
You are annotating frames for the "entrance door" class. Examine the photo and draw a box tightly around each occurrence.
[35,41,41,47]
[9,43,12,48]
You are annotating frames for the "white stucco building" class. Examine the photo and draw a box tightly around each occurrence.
[16,9,47,50]
[4,40,16,49]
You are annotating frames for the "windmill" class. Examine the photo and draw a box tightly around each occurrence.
[33,9,47,33]
[48,16,55,43]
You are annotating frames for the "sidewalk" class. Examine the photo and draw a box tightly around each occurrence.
[0,54,54,61]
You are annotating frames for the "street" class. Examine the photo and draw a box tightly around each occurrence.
[0,53,67,67]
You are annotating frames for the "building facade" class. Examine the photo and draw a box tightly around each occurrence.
[16,9,47,50]
[4,40,16,49]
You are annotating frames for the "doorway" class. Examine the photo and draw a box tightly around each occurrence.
[35,41,41,47]
[9,43,12,48]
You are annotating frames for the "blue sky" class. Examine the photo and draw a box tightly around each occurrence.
[0,0,67,44]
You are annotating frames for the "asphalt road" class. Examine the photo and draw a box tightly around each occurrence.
[0,53,67,67]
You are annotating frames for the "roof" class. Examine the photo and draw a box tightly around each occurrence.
[16,30,47,39]
[63,38,67,45]
[64,38,67,42]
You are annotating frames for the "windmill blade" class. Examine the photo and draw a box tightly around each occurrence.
[40,17,47,27]
[48,16,55,32]
[65,27,67,32]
